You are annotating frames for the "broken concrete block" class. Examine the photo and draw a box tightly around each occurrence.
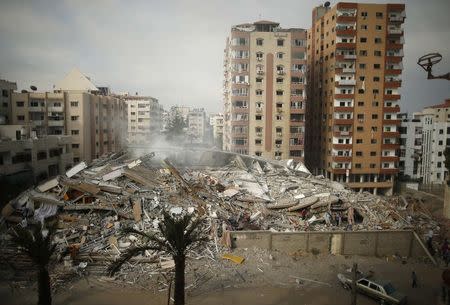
[66,162,87,178]
[37,178,59,192]
[102,169,123,181]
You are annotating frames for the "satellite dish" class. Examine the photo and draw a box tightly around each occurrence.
[324,1,331,7]
[30,85,37,91]
[21,90,28,93]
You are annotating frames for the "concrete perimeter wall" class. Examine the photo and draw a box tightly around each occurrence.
[230,230,428,258]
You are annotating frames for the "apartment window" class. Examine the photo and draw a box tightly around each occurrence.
[358,89,365,94]
[359,63,366,69]
[356,151,363,156]
[439,140,443,145]
[373,89,379,94]
[72,144,80,148]
[276,90,283,96]
[359,76,365,81]
[16,101,24,107]
[375,25,382,31]
[71,116,79,121]
[374,38,382,44]
[370,151,377,156]
[358,101,364,106]
[2,90,8,97]
[439,129,444,134]
[256,89,263,96]
[256,77,263,83]
[17,115,25,121]
[374,64,381,69]
[438,162,442,168]
[276,52,284,59]
[370,164,376,168]
[371,139,377,144]
[276,127,282,133]
[372,101,379,107]
[359,50,367,56]
[277,39,284,46]
[357,114,364,120]
[71,130,79,135]
[439,151,443,157]
[361,24,368,30]
[372,114,378,119]
[361,12,368,17]
[255,139,262,145]
[256,38,263,46]
[373,76,380,82]
[356,139,363,144]
[355,164,362,169]
[360,37,367,43]
[255,127,263,133]
[357,126,364,132]
[255,115,262,120]
[276,78,283,84]
[376,12,383,18]
[275,139,282,145]
[276,114,282,120]
[374,50,382,56]
[255,152,262,156]
[294,39,306,46]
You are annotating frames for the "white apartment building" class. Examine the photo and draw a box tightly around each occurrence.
[187,108,206,144]
[124,95,163,144]
[210,113,224,149]
[0,79,17,124]
[400,99,450,184]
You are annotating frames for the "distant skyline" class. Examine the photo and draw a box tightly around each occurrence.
[0,0,449,114]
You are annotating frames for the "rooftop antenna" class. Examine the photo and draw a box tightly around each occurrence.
[417,53,450,80]
[30,85,37,91]
[324,1,331,7]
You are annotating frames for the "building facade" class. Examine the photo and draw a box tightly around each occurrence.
[187,108,207,144]
[306,2,405,195]
[223,21,307,162]
[400,99,450,184]
[0,79,17,124]
[210,113,224,149]
[10,69,127,163]
[124,95,163,144]
[0,124,73,182]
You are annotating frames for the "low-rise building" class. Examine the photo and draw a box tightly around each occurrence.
[10,68,127,163]
[0,124,73,182]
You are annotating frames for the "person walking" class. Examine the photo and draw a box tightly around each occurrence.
[412,271,418,288]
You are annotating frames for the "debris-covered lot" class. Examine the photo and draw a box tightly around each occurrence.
[0,150,443,295]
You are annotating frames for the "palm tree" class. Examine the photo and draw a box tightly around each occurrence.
[108,211,206,305]
[9,222,57,305]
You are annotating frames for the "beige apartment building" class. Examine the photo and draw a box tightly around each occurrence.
[223,21,307,162]
[306,2,405,195]
[10,69,127,163]
[0,79,17,124]
[124,95,163,144]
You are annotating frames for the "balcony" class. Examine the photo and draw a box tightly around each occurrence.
[334,131,352,137]
[384,94,401,100]
[381,143,400,149]
[335,94,354,99]
[381,156,399,162]
[48,120,64,127]
[231,107,249,113]
[382,119,401,125]
[334,119,353,125]
[383,106,401,113]
[336,42,356,50]
[31,120,44,126]
[336,79,356,86]
[389,16,405,22]
[29,106,45,112]
[290,107,305,114]
[380,168,399,174]
[337,3,357,9]
[336,28,356,36]
[385,69,402,75]
[332,168,349,174]
[386,56,403,63]
[335,67,356,74]
[346,181,393,189]
[385,80,402,88]
[382,131,400,138]
[333,156,352,162]
[386,43,403,50]
[48,106,64,112]
[388,28,404,36]
[289,144,304,150]
[336,15,356,23]
[290,132,304,138]
[333,143,352,150]
[334,106,353,112]
[255,107,263,113]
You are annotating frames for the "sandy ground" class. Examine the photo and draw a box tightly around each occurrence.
[0,249,445,305]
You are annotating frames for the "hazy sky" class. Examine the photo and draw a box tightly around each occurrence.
[0,0,449,114]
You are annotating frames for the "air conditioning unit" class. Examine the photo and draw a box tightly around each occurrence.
[276,132,282,137]
[276,144,281,148]
[257,57,263,61]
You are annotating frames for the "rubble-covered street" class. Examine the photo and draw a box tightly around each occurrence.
[0,150,445,304]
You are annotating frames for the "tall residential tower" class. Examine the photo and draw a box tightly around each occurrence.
[306,2,405,195]
[223,21,308,162]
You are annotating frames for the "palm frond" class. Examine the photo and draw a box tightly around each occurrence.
[107,245,158,275]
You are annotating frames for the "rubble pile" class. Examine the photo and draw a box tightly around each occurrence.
[0,151,439,282]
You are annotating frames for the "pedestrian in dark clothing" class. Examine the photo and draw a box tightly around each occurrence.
[412,271,418,288]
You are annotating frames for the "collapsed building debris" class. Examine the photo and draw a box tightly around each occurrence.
[0,150,441,287]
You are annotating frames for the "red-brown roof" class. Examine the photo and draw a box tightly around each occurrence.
[426,99,450,109]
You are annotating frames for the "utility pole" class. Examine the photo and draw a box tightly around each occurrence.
[351,262,357,305]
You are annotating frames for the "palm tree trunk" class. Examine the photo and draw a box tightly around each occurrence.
[173,255,185,305]
[38,266,52,305]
